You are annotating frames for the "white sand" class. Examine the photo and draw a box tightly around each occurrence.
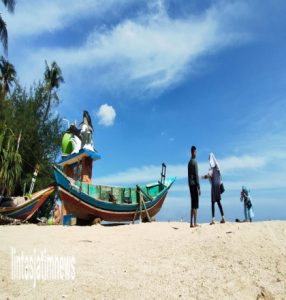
[0,221,285,299]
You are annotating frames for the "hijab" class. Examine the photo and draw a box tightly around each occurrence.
[209,153,220,170]
[242,186,250,197]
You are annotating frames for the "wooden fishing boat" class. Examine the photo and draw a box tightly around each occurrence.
[0,186,54,221]
[53,149,175,223]
[54,112,175,223]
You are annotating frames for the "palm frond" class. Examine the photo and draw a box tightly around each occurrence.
[0,16,8,54]
[42,61,64,124]
[1,0,15,13]
[0,55,16,95]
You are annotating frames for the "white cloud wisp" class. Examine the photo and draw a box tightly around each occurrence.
[96,104,116,126]
[10,0,252,99]
[94,154,270,186]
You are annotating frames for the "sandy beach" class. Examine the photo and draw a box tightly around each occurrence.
[0,221,285,299]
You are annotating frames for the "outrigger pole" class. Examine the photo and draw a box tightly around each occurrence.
[136,185,152,223]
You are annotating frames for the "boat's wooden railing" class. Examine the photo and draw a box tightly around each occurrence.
[70,179,158,205]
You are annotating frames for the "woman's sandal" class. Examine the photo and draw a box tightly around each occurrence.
[220,219,226,224]
[209,221,215,225]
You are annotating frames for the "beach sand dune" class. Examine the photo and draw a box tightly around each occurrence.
[0,221,285,299]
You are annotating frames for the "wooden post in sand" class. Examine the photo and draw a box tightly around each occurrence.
[141,195,151,222]
[139,190,142,224]
[136,185,151,223]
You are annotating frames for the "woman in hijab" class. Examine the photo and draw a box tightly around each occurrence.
[202,153,226,225]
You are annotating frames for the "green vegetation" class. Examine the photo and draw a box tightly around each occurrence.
[0,0,64,224]
[0,124,22,195]
[0,62,64,196]
[43,60,64,125]
[0,56,16,96]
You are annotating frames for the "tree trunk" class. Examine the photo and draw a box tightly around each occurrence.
[42,89,52,125]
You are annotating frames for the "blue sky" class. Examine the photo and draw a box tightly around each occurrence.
[3,0,286,222]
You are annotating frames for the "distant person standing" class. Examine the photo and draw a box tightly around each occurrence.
[240,186,254,222]
[202,153,225,225]
[188,146,201,228]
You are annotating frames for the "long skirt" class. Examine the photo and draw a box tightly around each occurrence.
[244,202,254,220]
[211,183,221,203]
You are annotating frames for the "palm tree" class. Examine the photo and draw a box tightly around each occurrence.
[0,0,15,54]
[42,60,64,124]
[0,55,16,96]
[0,125,22,195]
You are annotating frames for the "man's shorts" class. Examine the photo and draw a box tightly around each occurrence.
[190,185,199,209]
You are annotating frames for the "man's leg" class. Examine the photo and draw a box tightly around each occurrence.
[194,209,198,226]
[190,208,194,227]
[190,188,195,227]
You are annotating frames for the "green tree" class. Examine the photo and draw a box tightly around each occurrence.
[0,124,22,195]
[43,61,64,124]
[7,82,63,194]
[0,0,15,54]
[0,59,64,199]
[0,55,16,96]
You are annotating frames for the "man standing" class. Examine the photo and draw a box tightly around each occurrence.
[188,146,201,227]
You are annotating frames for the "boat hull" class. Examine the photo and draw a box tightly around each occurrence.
[0,187,54,220]
[58,187,168,222]
[54,166,174,222]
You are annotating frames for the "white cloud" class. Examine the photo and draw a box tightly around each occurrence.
[172,172,286,193]
[219,155,266,173]
[3,0,135,38]
[93,151,286,197]
[95,165,161,185]
[9,0,252,98]
[96,104,116,126]
[94,154,270,185]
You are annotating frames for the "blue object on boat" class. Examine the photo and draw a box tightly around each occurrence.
[63,214,75,226]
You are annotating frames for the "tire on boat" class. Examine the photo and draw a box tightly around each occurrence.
[91,217,102,225]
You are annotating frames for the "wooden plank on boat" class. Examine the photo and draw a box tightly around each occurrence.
[58,149,101,167]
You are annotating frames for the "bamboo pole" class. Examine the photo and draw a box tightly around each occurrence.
[139,192,142,224]
[136,185,152,223]
[141,193,151,222]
